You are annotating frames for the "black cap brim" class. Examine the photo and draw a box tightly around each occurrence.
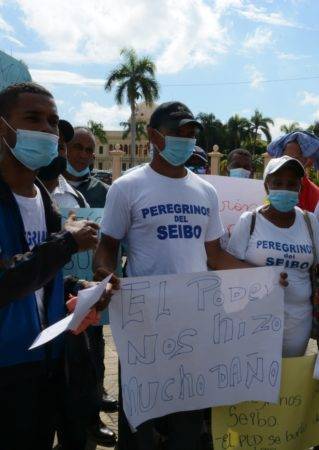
[178,118,203,130]
[59,120,74,143]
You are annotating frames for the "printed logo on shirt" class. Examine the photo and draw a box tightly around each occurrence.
[25,230,48,248]
[141,203,210,240]
[256,240,313,270]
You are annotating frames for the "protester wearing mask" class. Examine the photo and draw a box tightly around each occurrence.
[227,148,253,178]
[0,82,102,450]
[64,125,118,445]
[64,127,108,208]
[38,120,88,208]
[185,145,208,174]
[39,120,116,448]
[227,156,319,357]
[268,131,319,212]
[93,101,269,450]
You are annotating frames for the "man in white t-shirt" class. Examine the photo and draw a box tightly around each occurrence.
[94,101,252,450]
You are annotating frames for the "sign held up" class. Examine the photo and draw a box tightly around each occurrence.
[212,355,319,450]
[109,267,284,428]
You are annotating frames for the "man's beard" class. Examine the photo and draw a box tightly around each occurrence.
[37,156,67,181]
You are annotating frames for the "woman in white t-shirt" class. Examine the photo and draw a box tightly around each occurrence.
[227,155,319,357]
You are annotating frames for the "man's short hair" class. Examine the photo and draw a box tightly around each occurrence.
[73,126,95,138]
[227,148,252,164]
[0,82,53,118]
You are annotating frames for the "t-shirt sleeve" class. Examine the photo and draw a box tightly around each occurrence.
[100,183,131,240]
[227,211,253,260]
[205,187,225,242]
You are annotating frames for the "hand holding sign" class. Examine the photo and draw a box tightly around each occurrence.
[64,212,100,252]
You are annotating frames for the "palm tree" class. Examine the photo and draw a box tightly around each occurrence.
[87,120,107,144]
[226,115,251,150]
[280,122,301,134]
[196,113,226,152]
[120,120,147,141]
[250,109,274,154]
[105,48,159,166]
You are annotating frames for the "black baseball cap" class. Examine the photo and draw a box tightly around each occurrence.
[149,101,203,131]
[58,119,74,143]
[186,146,208,166]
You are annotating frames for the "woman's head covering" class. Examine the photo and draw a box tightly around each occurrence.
[263,155,305,181]
[267,131,319,169]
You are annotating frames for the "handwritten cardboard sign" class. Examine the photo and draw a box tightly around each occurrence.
[212,355,319,450]
[201,175,265,246]
[60,208,109,324]
[60,208,103,281]
[109,267,284,428]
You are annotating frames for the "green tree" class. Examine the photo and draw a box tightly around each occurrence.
[307,122,319,137]
[280,122,301,134]
[105,48,159,166]
[226,115,251,150]
[120,120,147,141]
[196,113,226,152]
[249,109,274,154]
[87,120,108,144]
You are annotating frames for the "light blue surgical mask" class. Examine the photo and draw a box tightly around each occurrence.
[1,117,58,171]
[229,168,251,178]
[156,132,196,167]
[66,161,90,177]
[268,189,299,212]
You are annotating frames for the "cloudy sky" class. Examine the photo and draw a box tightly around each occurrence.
[1,0,319,138]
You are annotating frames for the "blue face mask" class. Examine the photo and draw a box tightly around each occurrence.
[2,117,58,171]
[268,189,299,212]
[229,168,251,178]
[157,133,196,167]
[66,161,90,177]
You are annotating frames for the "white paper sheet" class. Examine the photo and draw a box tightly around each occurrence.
[68,274,112,330]
[29,274,113,350]
[29,314,74,349]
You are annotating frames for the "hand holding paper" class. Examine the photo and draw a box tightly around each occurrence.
[66,296,100,335]
[29,274,113,350]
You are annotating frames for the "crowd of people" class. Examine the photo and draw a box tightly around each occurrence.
[1,81,319,450]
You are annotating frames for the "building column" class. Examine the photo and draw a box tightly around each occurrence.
[110,146,125,181]
[208,144,222,175]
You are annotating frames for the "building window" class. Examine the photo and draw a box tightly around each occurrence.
[98,162,103,170]
[122,163,126,171]
[99,145,103,154]
[109,144,113,151]
[124,144,128,154]
[144,144,148,156]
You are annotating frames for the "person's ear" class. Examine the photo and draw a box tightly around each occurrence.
[148,127,164,152]
[264,182,269,194]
